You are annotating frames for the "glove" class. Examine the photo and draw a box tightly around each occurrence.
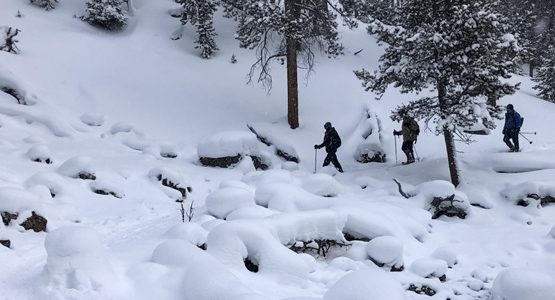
[414,138,417,144]
[393,130,400,136]
[314,144,319,149]
[502,128,507,135]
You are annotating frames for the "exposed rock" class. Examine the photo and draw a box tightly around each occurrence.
[1,211,18,226]
[244,257,259,273]
[33,158,53,164]
[0,240,10,248]
[92,188,122,198]
[200,155,242,168]
[517,193,555,207]
[430,194,468,219]
[247,124,299,163]
[20,211,47,232]
[78,172,96,181]
[408,283,436,296]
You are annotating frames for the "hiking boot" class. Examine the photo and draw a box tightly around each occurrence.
[337,168,344,173]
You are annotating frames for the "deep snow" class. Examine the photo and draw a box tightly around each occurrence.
[1,0,555,299]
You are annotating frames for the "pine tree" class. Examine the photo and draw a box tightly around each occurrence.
[534,46,555,102]
[355,0,520,186]
[0,27,21,54]
[220,0,363,129]
[176,0,219,59]
[30,0,58,11]
[82,0,127,31]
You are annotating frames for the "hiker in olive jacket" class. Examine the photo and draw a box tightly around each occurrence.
[394,114,420,165]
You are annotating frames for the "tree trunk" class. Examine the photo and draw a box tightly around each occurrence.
[443,127,460,186]
[285,0,299,129]
[487,92,497,106]
[530,62,535,77]
[438,78,461,187]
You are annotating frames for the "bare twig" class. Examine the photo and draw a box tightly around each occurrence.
[393,178,412,199]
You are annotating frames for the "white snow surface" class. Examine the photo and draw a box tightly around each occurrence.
[0,1,555,299]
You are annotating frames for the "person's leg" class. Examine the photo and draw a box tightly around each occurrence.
[513,131,520,151]
[323,152,332,166]
[503,134,514,150]
[401,141,411,163]
[330,152,343,172]
[407,141,415,163]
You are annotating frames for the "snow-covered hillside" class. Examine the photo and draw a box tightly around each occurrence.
[1,0,555,299]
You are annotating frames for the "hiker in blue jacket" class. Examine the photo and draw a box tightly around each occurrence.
[503,104,523,152]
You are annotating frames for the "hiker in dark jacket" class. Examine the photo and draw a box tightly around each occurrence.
[503,104,523,152]
[314,122,344,173]
[394,112,419,165]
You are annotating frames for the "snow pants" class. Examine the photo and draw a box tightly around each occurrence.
[323,151,343,172]
[503,130,519,151]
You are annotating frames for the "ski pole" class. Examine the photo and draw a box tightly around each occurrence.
[520,132,537,135]
[314,148,317,173]
[519,133,533,144]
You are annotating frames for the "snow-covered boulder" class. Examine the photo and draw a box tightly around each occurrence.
[80,114,104,127]
[411,258,448,281]
[165,222,208,248]
[148,167,191,201]
[58,156,96,180]
[281,161,299,171]
[226,206,276,220]
[324,269,404,300]
[413,180,471,219]
[0,187,39,215]
[160,143,178,158]
[205,184,255,219]
[501,181,555,207]
[432,247,458,268]
[302,173,343,197]
[90,178,124,198]
[365,236,404,271]
[25,172,66,197]
[45,226,121,296]
[247,124,300,163]
[26,145,53,164]
[491,269,555,300]
[350,109,386,164]
[198,131,269,170]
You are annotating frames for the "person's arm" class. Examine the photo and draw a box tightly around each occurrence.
[315,133,329,149]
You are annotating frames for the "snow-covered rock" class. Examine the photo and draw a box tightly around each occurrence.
[226,206,276,220]
[80,114,104,127]
[365,236,404,270]
[411,258,448,280]
[491,269,555,300]
[165,222,208,247]
[502,181,555,207]
[432,247,458,268]
[26,145,53,164]
[413,180,471,219]
[0,187,39,214]
[302,173,343,197]
[57,156,96,180]
[324,269,404,300]
[205,185,255,219]
[90,178,124,198]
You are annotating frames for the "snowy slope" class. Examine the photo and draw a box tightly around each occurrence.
[1,0,555,299]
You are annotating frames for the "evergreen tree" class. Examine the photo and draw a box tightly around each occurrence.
[220,0,362,129]
[30,0,58,11]
[176,0,218,59]
[0,27,21,54]
[82,0,127,31]
[534,46,555,102]
[355,0,520,186]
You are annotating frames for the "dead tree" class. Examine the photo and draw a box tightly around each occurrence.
[1,27,20,54]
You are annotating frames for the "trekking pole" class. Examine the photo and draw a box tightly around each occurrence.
[314,148,317,173]
[519,133,533,144]
[393,135,398,164]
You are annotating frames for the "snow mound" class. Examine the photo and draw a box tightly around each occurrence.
[80,114,104,127]
[25,172,67,197]
[432,247,458,268]
[226,206,276,220]
[197,130,260,158]
[324,269,404,300]
[152,239,266,300]
[44,226,122,296]
[550,226,555,239]
[491,269,555,300]
[110,122,135,135]
[57,156,95,179]
[365,236,404,269]
[411,258,448,279]
[501,181,555,207]
[302,173,343,197]
[165,222,208,247]
[205,184,255,219]
[0,187,39,213]
[26,145,53,163]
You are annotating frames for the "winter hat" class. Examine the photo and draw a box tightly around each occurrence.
[507,104,514,110]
